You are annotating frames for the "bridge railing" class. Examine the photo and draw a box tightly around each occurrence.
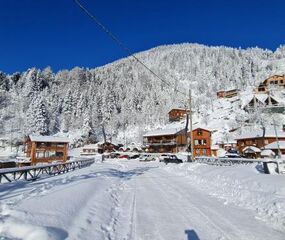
[0,157,95,184]
[195,156,285,174]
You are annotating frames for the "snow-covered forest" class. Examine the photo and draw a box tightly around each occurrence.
[1,43,285,144]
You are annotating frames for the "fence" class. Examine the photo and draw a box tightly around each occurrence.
[0,157,95,183]
[195,156,285,174]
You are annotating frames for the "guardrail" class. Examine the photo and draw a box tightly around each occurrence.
[195,156,285,174]
[0,157,95,184]
[195,156,263,165]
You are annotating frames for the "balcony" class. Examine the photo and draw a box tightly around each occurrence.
[143,139,177,146]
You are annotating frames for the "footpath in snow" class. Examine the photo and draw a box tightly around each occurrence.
[0,159,284,240]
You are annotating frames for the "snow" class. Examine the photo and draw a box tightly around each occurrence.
[143,127,184,137]
[236,129,285,140]
[0,159,284,239]
[29,135,70,143]
[261,149,275,157]
[243,146,261,153]
[265,141,285,149]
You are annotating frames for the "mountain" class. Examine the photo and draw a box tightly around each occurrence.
[0,43,285,145]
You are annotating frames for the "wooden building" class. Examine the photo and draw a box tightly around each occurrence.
[235,129,285,153]
[143,128,186,153]
[192,128,212,157]
[25,135,69,164]
[217,89,239,98]
[143,127,212,157]
[256,75,285,93]
[80,144,102,155]
[243,94,279,111]
[168,108,189,122]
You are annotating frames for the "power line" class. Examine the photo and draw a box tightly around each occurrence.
[73,0,185,96]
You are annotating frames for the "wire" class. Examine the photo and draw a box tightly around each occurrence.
[73,0,186,96]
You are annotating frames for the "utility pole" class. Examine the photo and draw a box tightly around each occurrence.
[188,89,194,161]
[273,118,282,158]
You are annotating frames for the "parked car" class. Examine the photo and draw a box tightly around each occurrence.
[129,154,140,159]
[139,154,156,162]
[223,153,242,158]
[163,155,183,164]
[119,154,129,159]
[158,154,170,162]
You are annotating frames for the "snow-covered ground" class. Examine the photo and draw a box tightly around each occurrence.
[0,159,284,240]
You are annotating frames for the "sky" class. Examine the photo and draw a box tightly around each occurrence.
[0,0,285,74]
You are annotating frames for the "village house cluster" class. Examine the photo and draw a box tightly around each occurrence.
[2,74,283,167]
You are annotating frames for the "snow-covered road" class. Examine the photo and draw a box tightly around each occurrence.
[0,159,284,240]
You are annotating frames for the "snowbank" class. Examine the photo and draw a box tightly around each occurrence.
[163,163,285,231]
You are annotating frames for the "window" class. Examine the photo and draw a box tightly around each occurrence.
[56,152,64,157]
[264,139,269,144]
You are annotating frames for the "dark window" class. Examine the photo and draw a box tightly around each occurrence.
[56,152,64,157]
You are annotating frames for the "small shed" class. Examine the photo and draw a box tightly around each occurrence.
[242,146,261,159]
[25,135,69,164]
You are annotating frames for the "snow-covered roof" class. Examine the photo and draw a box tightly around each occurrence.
[243,146,261,153]
[261,149,275,157]
[143,127,184,137]
[168,108,188,113]
[236,129,285,140]
[82,144,100,149]
[264,141,285,150]
[29,135,70,143]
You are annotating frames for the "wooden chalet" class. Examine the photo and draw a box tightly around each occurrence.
[243,94,279,111]
[143,127,212,157]
[168,108,189,122]
[235,129,285,154]
[216,89,239,99]
[143,128,187,153]
[256,75,285,93]
[25,135,69,165]
[192,128,211,157]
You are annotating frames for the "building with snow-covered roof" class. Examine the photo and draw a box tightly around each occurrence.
[143,126,212,157]
[80,144,102,155]
[256,75,285,93]
[243,93,281,112]
[264,141,285,156]
[235,129,285,154]
[242,146,261,159]
[216,88,239,99]
[168,108,189,122]
[25,135,69,164]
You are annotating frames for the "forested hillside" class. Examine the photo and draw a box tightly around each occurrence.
[1,43,285,144]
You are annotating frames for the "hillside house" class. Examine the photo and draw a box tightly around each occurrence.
[256,75,285,93]
[143,127,211,157]
[25,135,69,164]
[235,129,285,154]
[168,108,189,122]
[243,94,280,112]
[216,89,239,98]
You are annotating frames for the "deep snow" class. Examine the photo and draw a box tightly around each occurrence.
[0,159,284,240]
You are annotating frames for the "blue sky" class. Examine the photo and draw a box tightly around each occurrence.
[0,0,285,74]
